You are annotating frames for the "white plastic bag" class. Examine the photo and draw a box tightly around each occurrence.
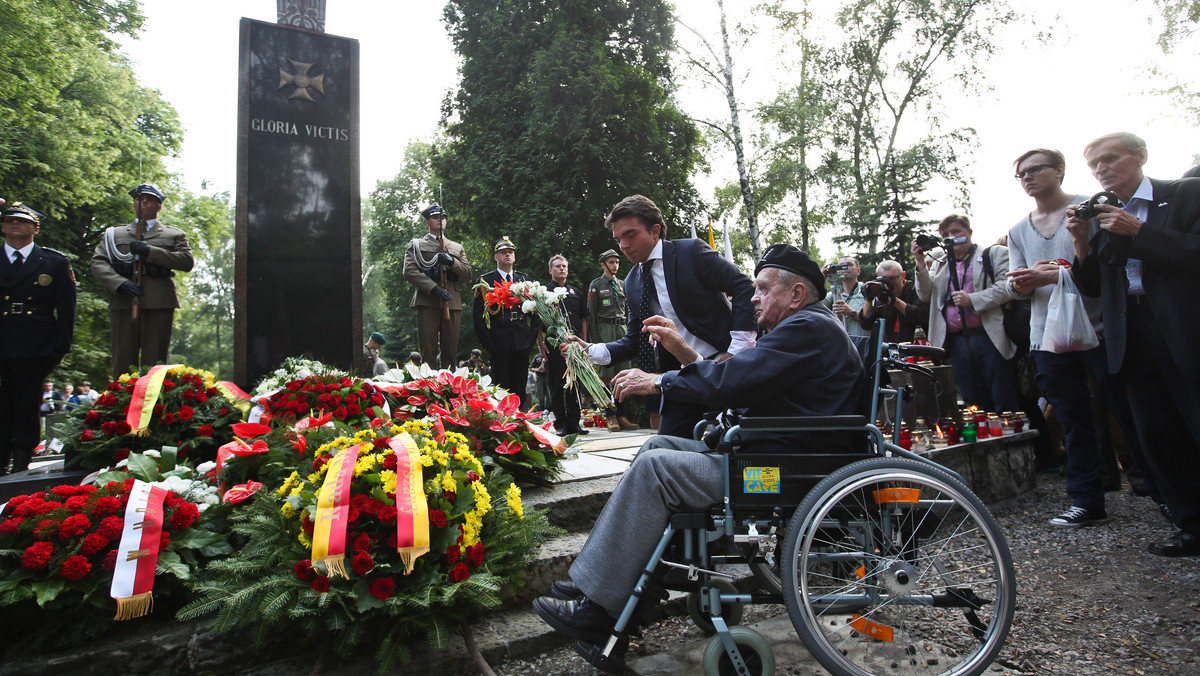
[1041,267,1099,353]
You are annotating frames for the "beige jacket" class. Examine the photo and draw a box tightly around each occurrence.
[90,221,194,309]
[402,235,472,310]
[915,245,1017,360]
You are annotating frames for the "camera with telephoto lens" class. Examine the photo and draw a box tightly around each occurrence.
[1073,191,1122,220]
[823,262,850,280]
[861,276,893,305]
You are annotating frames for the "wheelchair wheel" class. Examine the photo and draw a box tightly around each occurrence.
[781,457,1015,676]
[702,626,775,676]
[687,578,744,635]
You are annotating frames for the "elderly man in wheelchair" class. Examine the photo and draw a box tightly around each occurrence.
[533,244,1016,676]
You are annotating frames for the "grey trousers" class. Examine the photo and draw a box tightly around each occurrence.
[569,435,723,615]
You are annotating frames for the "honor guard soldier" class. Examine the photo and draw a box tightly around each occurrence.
[587,249,638,431]
[403,204,473,369]
[1,203,77,475]
[473,236,539,409]
[91,183,194,380]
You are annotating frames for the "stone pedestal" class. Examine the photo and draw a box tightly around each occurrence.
[921,430,1037,505]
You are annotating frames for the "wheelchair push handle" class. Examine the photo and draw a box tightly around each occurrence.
[890,343,946,361]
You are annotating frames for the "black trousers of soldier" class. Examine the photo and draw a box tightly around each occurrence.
[546,346,582,433]
[489,349,532,411]
[0,355,55,474]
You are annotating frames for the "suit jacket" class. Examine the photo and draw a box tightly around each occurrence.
[1074,176,1200,379]
[1,244,77,359]
[473,270,540,353]
[402,235,472,310]
[915,245,1016,359]
[607,238,756,363]
[90,221,194,309]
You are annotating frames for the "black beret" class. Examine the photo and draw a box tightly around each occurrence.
[754,243,827,301]
[421,204,446,219]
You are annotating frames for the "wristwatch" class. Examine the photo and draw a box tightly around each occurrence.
[653,373,665,393]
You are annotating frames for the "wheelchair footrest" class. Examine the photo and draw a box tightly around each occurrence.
[575,638,627,675]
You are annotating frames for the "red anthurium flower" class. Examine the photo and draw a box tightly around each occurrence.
[468,397,495,412]
[407,395,428,406]
[495,440,524,455]
[496,394,521,417]
[445,413,469,427]
[232,422,271,439]
[293,434,308,456]
[488,421,519,433]
[294,413,333,431]
[223,480,265,504]
[428,403,452,418]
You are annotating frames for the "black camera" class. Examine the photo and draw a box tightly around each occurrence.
[862,276,893,304]
[914,234,943,252]
[823,262,850,280]
[1073,191,1122,220]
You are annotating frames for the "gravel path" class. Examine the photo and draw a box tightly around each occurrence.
[495,474,1200,675]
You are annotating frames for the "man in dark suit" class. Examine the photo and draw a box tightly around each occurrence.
[1,203,76,475]
[90,183,194,380]
[1069,132,1200,557]
[581,195,756,437]
[533,244,863,649]
[541,254,589,435]
[473,236,540,409]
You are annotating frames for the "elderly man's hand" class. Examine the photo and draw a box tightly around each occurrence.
[642,315,700,365]
[610,368,658,402]
[1095,204,1144,237]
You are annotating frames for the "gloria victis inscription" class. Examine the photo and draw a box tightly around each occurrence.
[250,118,350,141]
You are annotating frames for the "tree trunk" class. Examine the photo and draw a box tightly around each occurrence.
[717,0,760,262]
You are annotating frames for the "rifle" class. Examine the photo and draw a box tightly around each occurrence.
[438,215,451,321]
[131,194,146,322]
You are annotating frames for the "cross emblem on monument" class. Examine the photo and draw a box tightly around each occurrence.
[279,59,325,102]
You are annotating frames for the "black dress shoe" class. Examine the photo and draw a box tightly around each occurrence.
[1128,476,1152,497]
[550,579,583,600]
[1148,531,1200,557]
[532,596,615,643]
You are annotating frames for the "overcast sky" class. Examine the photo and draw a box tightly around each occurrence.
[118,0,1199,252]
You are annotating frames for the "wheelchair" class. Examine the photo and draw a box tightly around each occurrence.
[577,325,1016,676]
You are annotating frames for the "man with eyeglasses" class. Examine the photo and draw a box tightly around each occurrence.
[856,260,927,342]
[1066,133,1200,557]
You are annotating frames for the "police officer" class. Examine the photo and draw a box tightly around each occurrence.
[90,183,194,380]
[1,203,76,475]
[473,236,539,409]
[586,249,638,431]
[403,204,472,369]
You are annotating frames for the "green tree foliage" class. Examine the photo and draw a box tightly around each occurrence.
[438,0,702,280]
[172,193,235,380]
[0,1,222,386]
[756,0,1013,270]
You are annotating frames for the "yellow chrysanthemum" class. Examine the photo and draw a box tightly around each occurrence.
[275,471,300,499]
[453,445,473,462]
[379,469,397,495]
[118,373,132,384]
[440,472,457,493]
[471,481,491,510]
[432,449,450,466]
[280,502,296,519]
[506,483,524,519]
[298,531,312,547]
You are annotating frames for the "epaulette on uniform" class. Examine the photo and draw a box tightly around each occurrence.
[40,246,69,259]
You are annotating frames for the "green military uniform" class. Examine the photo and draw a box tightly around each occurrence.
[89,184,194,380]
[587,249,630,378]
[402,205,473,369]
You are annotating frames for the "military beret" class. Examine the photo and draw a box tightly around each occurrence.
[129,183,166,202]
[370,331,387,345]
[598,248,620,263]
[421,204,446,219]
[754,243,827,301]
[494,236,516,252]
[2,203,42,224]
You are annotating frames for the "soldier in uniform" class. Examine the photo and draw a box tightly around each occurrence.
[1,203,76,475]
[541,255,589,436]
[403,204,473,369]
[473,236,539,409]
[360,331,389,377]
[90,183,194,380]
[587,249,638,431]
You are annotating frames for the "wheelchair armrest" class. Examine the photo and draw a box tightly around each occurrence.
[737,415,870,430]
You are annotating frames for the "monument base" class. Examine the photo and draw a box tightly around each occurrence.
[0,460,92,503]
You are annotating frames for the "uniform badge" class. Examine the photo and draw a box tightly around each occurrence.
[36,274,53,286]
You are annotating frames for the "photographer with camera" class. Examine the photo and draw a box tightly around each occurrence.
[854,260,927,342]
[912,214,1019,414]
[821,256,870,337]
[1067,133,1200,557]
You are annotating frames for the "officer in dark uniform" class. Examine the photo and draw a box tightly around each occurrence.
[587,249,638,431]
[542,255,589,435]
[473,236,540,409]
[1,203,76,475]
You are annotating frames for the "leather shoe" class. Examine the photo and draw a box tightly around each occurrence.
[616,416,640,431]
[532,596,615,643]
[1128,476,1152,497]
[605,417,621,433]
[1147,531,1200,557]
[550,579,583,600]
